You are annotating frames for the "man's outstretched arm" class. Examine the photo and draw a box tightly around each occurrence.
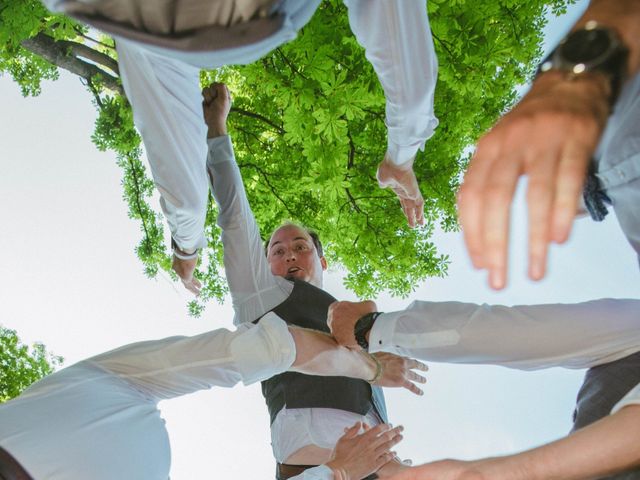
[457,0,640,289]
[390,404,640,480]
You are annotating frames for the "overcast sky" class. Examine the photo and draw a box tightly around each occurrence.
[1,1,638,478]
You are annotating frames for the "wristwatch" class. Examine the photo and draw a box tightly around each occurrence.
[354,312,381,351]
[538,21,629,107]
[171,237,199,260]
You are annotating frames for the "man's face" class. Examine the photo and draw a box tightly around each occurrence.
[267,225,327,288]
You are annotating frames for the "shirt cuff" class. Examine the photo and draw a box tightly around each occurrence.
[611,383,640,414]
[367,312,398,354]
[289,465,334,479]
[207,135,234,164]
[386,117,439,166]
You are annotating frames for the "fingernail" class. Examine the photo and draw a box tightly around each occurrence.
[489,270,504,290]
[529,261,543,281]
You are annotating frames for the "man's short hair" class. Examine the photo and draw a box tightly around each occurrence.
[264,223,324,258]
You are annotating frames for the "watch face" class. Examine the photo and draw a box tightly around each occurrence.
[560,28,612,65]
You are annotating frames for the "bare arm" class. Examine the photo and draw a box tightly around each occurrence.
[287,326,427,395]
[390,404,640,480]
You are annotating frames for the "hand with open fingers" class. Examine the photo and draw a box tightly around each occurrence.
[326,422,405,480]
[457,71,611,290]
[327,300,378,349]
[171,255,201,296]
[202,82,231,138]
[373,352,428,396]
[377,154,425,228]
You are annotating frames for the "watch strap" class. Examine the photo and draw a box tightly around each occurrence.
[354,312,382,351]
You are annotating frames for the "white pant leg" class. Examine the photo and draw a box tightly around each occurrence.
[369,299,640,370]
[0,314,295,480]
[116,39,209,252]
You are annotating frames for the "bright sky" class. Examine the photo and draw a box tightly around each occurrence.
[1,1,638,478]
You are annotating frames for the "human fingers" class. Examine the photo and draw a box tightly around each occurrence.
[409,359,429,372]
[201,85,214,104]
[481,149,523,290]
[372,425,404,452]
[525,149,558,281]
[458,134,501,270]
[550,141,591,245]
[415,193,425,226]
[214,82,229,100]
[407,370,427,384]
[341,422,362,439]
[402,378,424,396]
[399,196,416,228]
[181,279,201,296]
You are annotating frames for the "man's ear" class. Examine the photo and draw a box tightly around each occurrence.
[320,256,328,271]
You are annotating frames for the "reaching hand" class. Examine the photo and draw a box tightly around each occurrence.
[373,352,428,396]
[171,255,201,296]
[328,300,378,349]
[457,71,611,290]
[202,83,231,138]
[327,422,404,480]
[377,155,425,228]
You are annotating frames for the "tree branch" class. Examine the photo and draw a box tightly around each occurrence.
[59,39,119,75]
[230,106,284,134]
[20,32,123,95]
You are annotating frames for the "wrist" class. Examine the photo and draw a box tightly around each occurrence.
[325,462,348,480]
[207,124,228,138]
[354,312,382,351]
[171,238,199,260]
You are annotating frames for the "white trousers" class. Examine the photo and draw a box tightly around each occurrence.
[0,313,295,480]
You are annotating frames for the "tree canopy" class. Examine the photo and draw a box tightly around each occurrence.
[0,325,62,403]
[1,0,575,314]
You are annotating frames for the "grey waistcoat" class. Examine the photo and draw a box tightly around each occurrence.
[259,280,388,425]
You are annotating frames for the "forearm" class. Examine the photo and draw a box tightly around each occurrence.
[573,0,640,76]
[288,327,376,380]
[499,405,640,480]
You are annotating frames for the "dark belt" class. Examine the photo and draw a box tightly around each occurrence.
[0,447,33,480]
[276,462,378,480]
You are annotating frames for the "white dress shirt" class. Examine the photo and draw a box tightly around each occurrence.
[114,0,438,252]
[369,298,640,413]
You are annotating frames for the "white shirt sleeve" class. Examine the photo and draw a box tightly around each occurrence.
[612,383,640,414]
[368,298,640,370]
[116,39,209,252]
[343,0,439,165]
[89,312,295,399]
[207,136,292,325]
[289,465,334,480]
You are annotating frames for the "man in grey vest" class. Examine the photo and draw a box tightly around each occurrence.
[204,83,428,479]
[328,298,640,480]
[42,0,439,296]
